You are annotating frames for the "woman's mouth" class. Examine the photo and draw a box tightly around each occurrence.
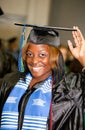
[32,67,44,71]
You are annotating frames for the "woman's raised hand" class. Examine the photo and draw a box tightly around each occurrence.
[68,26,85,67]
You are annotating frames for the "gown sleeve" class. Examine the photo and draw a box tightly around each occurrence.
[52,71,85,130]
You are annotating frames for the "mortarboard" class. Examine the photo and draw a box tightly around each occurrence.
[14,23,77,72]
[15,23,77,48]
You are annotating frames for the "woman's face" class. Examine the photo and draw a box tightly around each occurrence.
[26,43,51,78]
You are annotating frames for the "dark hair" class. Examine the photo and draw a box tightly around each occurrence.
[48,46,65,84]
[8,37,18,45]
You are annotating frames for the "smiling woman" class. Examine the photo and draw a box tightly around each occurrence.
[0,25,85,130]
[23,43,51,78]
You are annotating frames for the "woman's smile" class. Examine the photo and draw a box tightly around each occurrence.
[31,66,44,71]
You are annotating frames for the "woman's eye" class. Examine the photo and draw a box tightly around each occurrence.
[26,52,33,57]
[39,53,47,57]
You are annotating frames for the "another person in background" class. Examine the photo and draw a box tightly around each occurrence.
[59,44,68,62]
[0,38,18,85]
[69,58,83,73]
[7,37,19,61]
[59,44,83,73]
[0,38,5,51]
[59,44,71,73]
[0,25,85,130]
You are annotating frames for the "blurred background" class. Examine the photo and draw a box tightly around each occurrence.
[0,0,85,44]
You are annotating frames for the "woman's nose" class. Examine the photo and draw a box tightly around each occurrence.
[32,56,40,65]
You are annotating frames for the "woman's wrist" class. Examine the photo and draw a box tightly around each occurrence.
[82,67,85,72]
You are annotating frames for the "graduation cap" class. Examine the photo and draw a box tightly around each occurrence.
[15,23,77,47]
[14,23,77,72]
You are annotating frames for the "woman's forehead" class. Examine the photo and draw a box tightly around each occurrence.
[27,42,50,50]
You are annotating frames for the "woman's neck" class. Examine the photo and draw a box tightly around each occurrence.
[30,70,52,88]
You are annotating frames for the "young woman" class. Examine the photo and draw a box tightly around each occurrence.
[0,26,85,130]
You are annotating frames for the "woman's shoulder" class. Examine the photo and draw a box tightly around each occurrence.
[63,72,81,83]
[4,71,25,79]
[1,71,26,86]
[52,72,82,106]
[54,72,82,92]
[63,72,81,87]
[0,72,27,95]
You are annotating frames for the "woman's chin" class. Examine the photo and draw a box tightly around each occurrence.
[32,74,42,78]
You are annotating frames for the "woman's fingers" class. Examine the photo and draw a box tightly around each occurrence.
[76,27,84,41]
[67,40,74,54]
[68,26,85,66]
[72,31,79,47]
[73,26,85,47]
[72,26,81,47]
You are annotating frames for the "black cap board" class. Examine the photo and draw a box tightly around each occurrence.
[14,23,77,31]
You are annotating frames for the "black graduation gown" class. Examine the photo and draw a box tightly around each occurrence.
[0,71,84,130]
[52,72,84,130]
